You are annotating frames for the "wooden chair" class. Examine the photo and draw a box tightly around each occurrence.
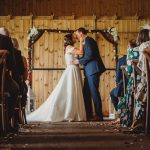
[143,49,150,135]
[121,65,129,96]
[14,95,23,124]
[21,56,28,125]
[15,94,27,125]
[21,92,27,124]
[0,50,27,136]
[0,50,10,136]
[11,55,28,126]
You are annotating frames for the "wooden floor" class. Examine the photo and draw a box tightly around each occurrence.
[0,121,150,150]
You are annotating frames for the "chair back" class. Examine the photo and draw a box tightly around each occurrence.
[0,50,9,136]
[144,51,150,135]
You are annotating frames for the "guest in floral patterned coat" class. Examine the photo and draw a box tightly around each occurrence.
[132,29,150,130]
[119,29,150,129]
[118,40,139,127]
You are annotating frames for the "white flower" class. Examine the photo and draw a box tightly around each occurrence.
[110,27,117,33]
[28,26,39,41]
[142,24,150,30]
[106,27,118,42]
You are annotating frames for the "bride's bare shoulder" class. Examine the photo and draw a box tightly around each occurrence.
[66,45,74,49]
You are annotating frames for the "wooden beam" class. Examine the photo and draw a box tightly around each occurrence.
[0,15,150,20]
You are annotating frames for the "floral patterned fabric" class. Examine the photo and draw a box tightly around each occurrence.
[136,41,150,103]
[118,47,140,127]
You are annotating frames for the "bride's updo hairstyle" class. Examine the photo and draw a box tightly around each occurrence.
[64,33,74,48]
[64,33,74,53]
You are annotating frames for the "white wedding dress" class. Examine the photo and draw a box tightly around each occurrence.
[27,47,86,122]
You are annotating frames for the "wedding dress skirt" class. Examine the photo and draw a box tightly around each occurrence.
[27,47,86,122]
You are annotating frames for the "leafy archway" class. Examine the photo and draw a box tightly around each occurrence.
[27,27,119,87]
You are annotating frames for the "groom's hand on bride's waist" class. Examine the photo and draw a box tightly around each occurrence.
[71,59,79,65]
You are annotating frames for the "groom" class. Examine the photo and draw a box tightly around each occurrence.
[73,27,106,121]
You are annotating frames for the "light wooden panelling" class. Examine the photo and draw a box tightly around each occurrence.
[0,16,31,58]
[1,17,150,116]
[31,19,96,110]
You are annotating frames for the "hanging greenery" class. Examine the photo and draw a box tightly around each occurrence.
[27,27,119,48]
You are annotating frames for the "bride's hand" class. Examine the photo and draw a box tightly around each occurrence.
[80,37,84,43]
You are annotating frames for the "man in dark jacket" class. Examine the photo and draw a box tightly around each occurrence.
[11,38,27,124]
[74,28,106,121]
[110,55,127,111]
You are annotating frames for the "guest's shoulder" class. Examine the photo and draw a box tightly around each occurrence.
[13,48,22,55]
[0,33,6,37]
[133,46,139,51]
[139,40,150,51]
[0,33,10,40]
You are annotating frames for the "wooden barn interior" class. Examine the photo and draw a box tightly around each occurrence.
[0,0,150,149]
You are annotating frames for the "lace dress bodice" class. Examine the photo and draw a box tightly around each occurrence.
[65,47,76,66]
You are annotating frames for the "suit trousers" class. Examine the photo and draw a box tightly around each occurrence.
[83,73,103,119]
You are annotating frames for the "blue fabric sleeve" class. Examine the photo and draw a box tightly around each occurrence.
[79,39,94,65]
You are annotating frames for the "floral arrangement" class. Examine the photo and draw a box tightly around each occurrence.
[105,27,119,42]
[28,26,119,43]
[27,26,119,86]
[142,24,150,30]
[28,26,39,42]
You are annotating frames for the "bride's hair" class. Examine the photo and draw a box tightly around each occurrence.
[64,33,74,49]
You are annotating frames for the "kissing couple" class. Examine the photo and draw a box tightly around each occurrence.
[27,27,106,122]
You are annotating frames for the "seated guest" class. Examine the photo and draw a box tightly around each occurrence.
[118,39,139,127]
[131,29,150,130]
[110,55,127,111]
[22,56,28,81]
[11,38,25,84]
[11,38,28,122]
[136,40,150,103]
[21,56,28,107]
[0,27,19,131]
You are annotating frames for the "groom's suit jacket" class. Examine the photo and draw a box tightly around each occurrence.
[79,36,106,76]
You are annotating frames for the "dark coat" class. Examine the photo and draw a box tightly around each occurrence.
[114,55,127,97]
[0,34,14,70]
[79,36,106,76]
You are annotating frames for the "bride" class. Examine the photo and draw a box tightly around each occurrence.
[27,33,87,122]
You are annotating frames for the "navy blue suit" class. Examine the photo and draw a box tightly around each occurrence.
[110,55,127,111]
[79,36,106,119]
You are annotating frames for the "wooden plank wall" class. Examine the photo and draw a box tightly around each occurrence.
[0,16,150,116]
[32,18,96,109]
[0,0,150,17]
